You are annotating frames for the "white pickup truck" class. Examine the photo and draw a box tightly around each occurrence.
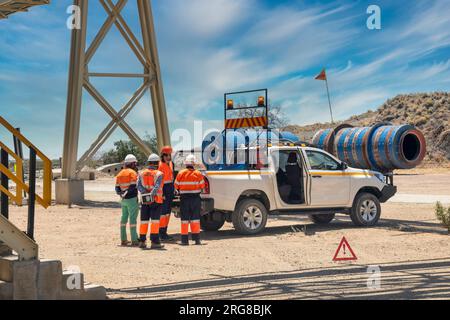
[173,145,397,235]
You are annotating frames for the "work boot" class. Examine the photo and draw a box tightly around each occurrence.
[192,234,202,246]
[121,240,130,247]
[138,241,147,249]
[131,241,140,247]
[180,235,189,246]
[160,233,175,242]
[151,242,165,250]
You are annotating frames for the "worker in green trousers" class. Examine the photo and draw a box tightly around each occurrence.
[115,154,140,246]
[120,197,139,245]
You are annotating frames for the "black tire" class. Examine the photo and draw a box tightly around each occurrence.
[232,198,268,235]
[309,213,335,225]
[200,213,226,231]
[350,192,381,227]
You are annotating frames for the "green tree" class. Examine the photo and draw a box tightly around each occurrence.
[237,104,289,129]
[100,134,158,165]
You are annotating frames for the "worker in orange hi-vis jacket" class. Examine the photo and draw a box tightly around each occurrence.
[158,146,175,242]
[174,154,205,246]
[137,154,165,250]
[115,154,139,247]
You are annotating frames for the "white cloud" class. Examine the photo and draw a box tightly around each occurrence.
[158,0,254,39]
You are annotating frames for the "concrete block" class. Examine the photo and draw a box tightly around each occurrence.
[37,260,62,300]
[82,284,107,300]
[62,270,84,292]
[12,260,39,300]
[55,179,85,205]
[0,281,13,300]
[0,255,17,282]
[61,284,107,300]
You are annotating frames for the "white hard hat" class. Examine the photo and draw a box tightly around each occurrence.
[184,154,197,166]
[147,153,160,163]
[124,154,138,164]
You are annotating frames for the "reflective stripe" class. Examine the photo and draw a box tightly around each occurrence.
[181,221,190,224]
[176,181,204,186]
[140,221,149,225]
[179,190,201,194]
[116,183,132,187]
[164,180,173,184]
[130,224,137,227]
[120,224,127,227]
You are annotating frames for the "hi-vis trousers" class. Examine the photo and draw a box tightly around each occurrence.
[139,203,162,244]
[120,197,139,242]
[180,194,201,242]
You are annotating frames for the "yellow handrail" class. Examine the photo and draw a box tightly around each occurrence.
[0,116,52,208]
[0,141,23,205]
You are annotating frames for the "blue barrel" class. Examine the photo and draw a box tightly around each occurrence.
[312,123,426,172]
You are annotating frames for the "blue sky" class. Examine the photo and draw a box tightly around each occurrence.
[1,0,449,159]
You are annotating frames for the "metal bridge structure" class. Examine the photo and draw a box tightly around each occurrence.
[59,0,171,204]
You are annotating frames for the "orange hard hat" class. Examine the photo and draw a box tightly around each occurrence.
[161,146,173,154]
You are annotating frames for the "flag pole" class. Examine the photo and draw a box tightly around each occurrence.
[324,78,334,124]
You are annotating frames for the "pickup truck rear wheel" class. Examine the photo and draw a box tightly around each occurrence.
[200,213,226,231]
[309,213,335,224]
[232,199,268,235]
[350,193,381,227]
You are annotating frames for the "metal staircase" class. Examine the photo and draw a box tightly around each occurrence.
[0,116,51,260]
[0,116,106,299]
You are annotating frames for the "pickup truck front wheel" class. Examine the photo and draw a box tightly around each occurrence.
[350,193,381,227]
[232,199,268,235]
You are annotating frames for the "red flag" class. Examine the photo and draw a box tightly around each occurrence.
[315,68,327,81]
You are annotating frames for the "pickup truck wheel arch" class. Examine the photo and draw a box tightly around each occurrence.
[355,187,382,200]
[235,190,270,212]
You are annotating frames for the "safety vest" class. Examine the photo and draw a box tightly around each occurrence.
[158,161,174,185]
[140,169,164,204]
[175,169,205,194]
[115,168,137,192]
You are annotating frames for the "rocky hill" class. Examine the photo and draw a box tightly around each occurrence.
[285,92,450,166]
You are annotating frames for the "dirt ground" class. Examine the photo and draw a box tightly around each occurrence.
[7,169,450,300]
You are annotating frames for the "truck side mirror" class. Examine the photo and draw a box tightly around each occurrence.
[340,162,348,170]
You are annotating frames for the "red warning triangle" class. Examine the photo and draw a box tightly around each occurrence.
[333,236,357,262]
